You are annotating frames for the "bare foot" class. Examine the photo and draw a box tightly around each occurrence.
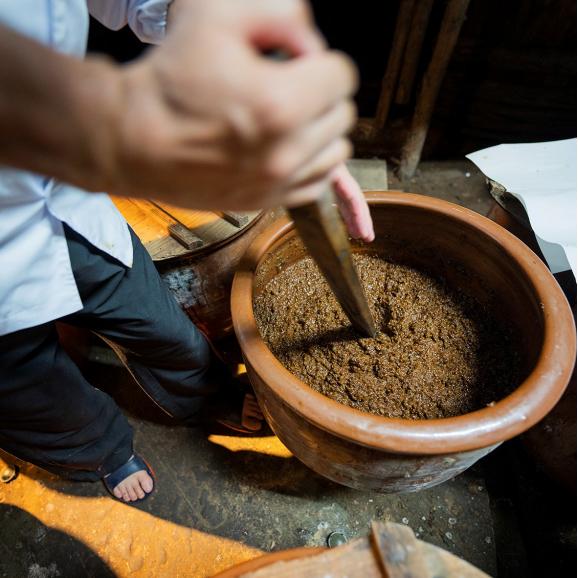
[112,470,154,502]
[242,393,264,432]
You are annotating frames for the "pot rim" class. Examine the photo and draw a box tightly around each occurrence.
[231,191,576,455]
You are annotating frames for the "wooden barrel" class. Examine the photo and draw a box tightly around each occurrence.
[111,196,279,341]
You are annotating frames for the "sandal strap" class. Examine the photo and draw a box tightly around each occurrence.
[103,454,151,493]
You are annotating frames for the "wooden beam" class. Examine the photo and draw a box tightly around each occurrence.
[398,0,470,180]
[399,0,470,180]
[373,0,416,134]
[395,0,435,105]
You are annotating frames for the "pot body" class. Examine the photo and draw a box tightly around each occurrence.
[486,198,577,490]
[232,192,575,493]
[247,360,498,492]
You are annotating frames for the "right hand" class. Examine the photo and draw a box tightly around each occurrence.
[108,0,358,210]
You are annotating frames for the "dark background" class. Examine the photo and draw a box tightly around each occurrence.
[88,0,577,159]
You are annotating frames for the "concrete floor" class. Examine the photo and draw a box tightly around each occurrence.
[0,160,573,577]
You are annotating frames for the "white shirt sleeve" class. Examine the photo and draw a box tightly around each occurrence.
[87,0,172,44]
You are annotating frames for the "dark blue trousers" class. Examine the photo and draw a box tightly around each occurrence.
[0,225,222,481]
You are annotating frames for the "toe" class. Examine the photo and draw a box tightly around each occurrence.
[126,483,138,502]
[141,475,154,494]
[113,486,123,499]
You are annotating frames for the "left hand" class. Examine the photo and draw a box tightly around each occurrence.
[332,164,375,243]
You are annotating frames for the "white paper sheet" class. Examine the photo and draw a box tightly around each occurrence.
[467,139,577,276]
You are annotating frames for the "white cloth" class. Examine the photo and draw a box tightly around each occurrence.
[0,0,171,336]
[467,139,577,277]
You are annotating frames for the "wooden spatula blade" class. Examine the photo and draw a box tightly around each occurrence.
[288,189,377,337]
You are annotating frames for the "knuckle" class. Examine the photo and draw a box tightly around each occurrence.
[263,148,297,182]
[253,87,292,134]
[331,50,359,91]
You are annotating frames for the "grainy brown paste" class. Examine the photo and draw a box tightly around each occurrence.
[254,253,520,420]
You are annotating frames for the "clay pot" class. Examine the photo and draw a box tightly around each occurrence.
[212,548,324,578]
[231,192,576,493]
[486,198,577,491]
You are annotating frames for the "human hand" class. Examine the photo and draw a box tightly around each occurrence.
[108,0,358,210]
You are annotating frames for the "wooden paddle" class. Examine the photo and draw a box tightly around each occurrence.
[287,188,377,337]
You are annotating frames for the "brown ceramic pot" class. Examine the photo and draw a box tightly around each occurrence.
[231,192,576,493]
[211,548,324,578]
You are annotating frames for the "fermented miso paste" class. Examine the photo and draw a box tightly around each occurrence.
[254,254,520,420]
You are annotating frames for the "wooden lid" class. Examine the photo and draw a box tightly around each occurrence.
[111,196,261,261]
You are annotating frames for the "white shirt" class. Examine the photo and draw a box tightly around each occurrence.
[0,0,170,336]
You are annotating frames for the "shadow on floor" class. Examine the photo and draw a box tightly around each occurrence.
[0,504,115,578]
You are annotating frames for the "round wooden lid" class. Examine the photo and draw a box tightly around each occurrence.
[111,196,261,262]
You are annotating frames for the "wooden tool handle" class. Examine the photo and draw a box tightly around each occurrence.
[288,189,377,337]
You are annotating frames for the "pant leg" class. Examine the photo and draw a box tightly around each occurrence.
[61,224,224,421]
[0,323,132,482]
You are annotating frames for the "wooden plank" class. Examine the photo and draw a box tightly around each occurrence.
[111,195,262,262]
[399,0,471,179]
[395,0,435,105]
[147,201,205,250]
[110,196,168,245]
[373,0,416,133]
[346,159,388,190]
[153,201,219,230]
[220,211,250,228]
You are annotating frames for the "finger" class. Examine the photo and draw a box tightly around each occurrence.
[285,137,352,191]
[333,164,375,242]
[266,100,356,179]
[280,177,328,207]
[256,51,358,134]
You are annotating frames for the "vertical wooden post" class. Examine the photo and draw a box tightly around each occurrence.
[394,0,435,105]
[398,0,470,180]
[373,0,416,134]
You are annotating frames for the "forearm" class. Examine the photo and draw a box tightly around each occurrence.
[0,0,360,217]
[0,24,122,191]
